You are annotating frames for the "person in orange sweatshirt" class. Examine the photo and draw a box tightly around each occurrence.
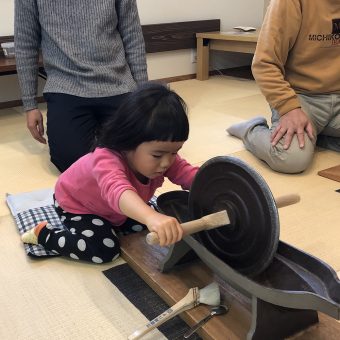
[227,0,340,173]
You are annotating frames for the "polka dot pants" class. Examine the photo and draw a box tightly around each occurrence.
[37,198,145,264]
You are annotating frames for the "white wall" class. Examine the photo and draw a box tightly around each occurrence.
[139,0,265,79]
[0,0,266,105]
[0,0,14,36]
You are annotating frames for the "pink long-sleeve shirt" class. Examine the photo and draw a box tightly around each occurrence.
[55,147,199,226]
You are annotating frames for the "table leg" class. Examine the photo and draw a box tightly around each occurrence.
[196,37,210,81]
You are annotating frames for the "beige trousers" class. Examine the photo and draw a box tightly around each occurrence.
[243,94,340,173]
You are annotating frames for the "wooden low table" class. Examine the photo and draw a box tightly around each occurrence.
[0,55,17,74]
[196,30,259,81]
[0,54,45,78]
[121,232,340,340]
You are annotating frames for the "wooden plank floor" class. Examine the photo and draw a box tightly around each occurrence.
[121,232,340,340]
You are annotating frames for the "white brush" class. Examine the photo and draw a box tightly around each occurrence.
[128,282,220,340]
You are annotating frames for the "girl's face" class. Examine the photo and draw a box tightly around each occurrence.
[125,140,185,180]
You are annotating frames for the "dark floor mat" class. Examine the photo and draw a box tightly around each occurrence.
[103,263,202,340]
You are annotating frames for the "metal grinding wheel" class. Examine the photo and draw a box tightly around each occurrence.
[189,156,280,276]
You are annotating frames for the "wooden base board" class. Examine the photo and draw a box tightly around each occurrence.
[0,67,252,110]
[120,232,340,340]
[159,66,253,84]
[0,96,45,110]
[318,164,340,183]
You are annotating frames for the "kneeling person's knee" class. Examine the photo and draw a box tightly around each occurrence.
[270,136,314,174]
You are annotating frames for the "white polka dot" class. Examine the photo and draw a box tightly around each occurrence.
[58,236,65,248]
[92,218,104,226]
[71,216,82,221]
[45,234,50,242]
[52,250,59,254]
[112,253,120,261]
[60,216,66,222]
[103,238,115,248]
[132,224,143,232]
[70,253,79,260]
[54,201,59,208]
[82,230,94,237]
[55,230,63,234]
[77,239,86,251]
[92,256,103,263]
[111,229,117,237]
[70,228,76,233]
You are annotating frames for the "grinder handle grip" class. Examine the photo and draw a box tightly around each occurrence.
[146,193,300,246]
[275,193,300,208]
[146,209,231,246]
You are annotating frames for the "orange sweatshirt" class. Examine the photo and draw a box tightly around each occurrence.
[252,0,340,115]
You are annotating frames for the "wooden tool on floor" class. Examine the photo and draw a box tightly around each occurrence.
[318,164,340,183]
[146,193,300,246]
[128,282,220,340]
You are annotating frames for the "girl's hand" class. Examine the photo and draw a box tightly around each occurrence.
[145,211,183,247]
[118,190,183,246]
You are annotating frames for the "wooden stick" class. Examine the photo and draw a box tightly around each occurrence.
[146,193,300,245]
[275,193,300,208]
[146,210,230,245]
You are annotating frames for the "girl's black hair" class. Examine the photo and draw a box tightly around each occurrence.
[95,82,189,151]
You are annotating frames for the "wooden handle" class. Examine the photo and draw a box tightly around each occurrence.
[128,287,198,340]
[275,193,300,208]
[146,210,230,245]
[146,193,300,246]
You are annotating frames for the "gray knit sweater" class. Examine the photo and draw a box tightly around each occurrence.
[14,0,148,111]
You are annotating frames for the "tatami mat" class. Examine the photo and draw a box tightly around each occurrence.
[0,213,165,339]
[1,75,339,339]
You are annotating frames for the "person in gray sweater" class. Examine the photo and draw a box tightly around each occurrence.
[15,0,148,172]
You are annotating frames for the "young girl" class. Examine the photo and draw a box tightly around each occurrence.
[21,83,199,264]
